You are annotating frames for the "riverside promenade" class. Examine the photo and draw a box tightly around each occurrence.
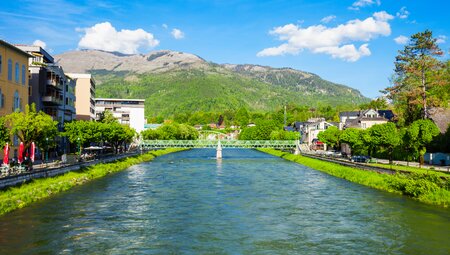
[0,151,140,190]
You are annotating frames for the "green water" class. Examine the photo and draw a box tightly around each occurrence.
[0,149,449,254]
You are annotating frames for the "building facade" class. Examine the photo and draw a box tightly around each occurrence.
[0,40,30,116]
[95,98,145,133]
[339,109,393,130]
[66,73,96,121]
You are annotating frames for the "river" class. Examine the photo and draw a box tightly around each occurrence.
[0,149,449,254]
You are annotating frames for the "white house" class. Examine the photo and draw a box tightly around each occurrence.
[95,98,146,134]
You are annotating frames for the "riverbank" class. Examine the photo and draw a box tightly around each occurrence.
[0,148,186,216]
[258,149,450,208]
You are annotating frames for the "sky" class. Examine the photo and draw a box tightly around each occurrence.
[0,0,449,98]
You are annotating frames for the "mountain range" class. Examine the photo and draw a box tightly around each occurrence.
[55,49,369,117]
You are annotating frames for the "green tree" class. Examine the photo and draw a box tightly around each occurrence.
[368,123,401,164]
[3,104,58,158]
[359,97,389,110]
[269,130,299,140]
[98,110,118,124]
[239,120,279,140]
[235,107,250,127]
[407,119,440,166]
[102,123,136,153]
[0,118,10,149]
[317,126,341,150]
[340,128,365,155]
[383,30,445,124]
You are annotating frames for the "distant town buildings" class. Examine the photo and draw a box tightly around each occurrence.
[66,73,96,121]
[339,109,394,129]
[94,98,145,133]
[294,118,336,150]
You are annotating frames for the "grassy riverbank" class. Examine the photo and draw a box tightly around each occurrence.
[0,148,186,216]
[258,149,450,208]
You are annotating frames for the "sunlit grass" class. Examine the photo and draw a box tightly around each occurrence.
[0,148,186,216]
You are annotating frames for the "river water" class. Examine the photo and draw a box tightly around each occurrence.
[0,149,449,254]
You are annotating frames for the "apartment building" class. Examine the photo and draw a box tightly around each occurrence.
[0,40,30,116]
[66,73,96,121]
[95,98,145,133]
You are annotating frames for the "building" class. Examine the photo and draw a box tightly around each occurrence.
[339,109,393,130]
[296,118,335,149]
[16,45,76,126]
[0,40,31,159]
[0,40,30,116]
[95,98,145,133]
[67,73,95,121]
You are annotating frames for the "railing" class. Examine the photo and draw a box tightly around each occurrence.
[140,140,297,149]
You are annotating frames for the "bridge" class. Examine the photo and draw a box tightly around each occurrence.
[140,140,298,149]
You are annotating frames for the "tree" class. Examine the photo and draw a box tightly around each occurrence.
[340,128,365,155]
[0,118,10,149]
[359,97,389,110]
[235,107,250,127]
[98,110,118,124]
[406,119,440,166]
[368,123,401,164]
[317,126,341,150]
[239,120,279,140]
[269,130,299,140]
[383,30,445,124]
[3,104,58,158]
[102,123,136,153]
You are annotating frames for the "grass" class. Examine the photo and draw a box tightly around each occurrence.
[258,149,450,208]
[369,163,450,177]
[0,148,186,216]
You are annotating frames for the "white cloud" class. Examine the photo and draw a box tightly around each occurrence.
[33,39,47,49]
[436,35,446,44]
[396,7,410,19]
[162,24,168,29]
[321,15,336,23]
[257,11,393,62]
[394,35,409,45]
[171,28,184,39]
[77,22,159,54]
[349,0,381,10]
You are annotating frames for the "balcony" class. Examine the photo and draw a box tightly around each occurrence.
[46,79,63,90]
[42,95,63,105]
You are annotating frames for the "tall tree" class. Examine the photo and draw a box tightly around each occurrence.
[383,30,444,124]
[368,123,401,164]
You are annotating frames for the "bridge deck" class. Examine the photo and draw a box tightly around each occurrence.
[140,140,297,149]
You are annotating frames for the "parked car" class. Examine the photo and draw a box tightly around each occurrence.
[350,155,371,163]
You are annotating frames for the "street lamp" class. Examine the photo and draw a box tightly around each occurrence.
[45,137,49,162]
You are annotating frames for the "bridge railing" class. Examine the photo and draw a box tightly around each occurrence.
[140,140,297,149]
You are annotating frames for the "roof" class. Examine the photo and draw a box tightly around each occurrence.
[429,107,450,133]
[0,40,34,58]
[339,111,359,117]
[95,98,145,102]
[15,45,54,63]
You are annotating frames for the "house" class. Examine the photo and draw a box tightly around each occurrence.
[296,118,335,150]
[95,98,145,134]
[428,108,450,134]
[339,109,394,130]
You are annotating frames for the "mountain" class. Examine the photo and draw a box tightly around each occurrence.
[55,50,369,117]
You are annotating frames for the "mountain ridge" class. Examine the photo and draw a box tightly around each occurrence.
[55,49,369,117]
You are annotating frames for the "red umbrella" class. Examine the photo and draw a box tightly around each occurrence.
[30,142,35,162]
[3,143,9,165]
[18,142,24,164]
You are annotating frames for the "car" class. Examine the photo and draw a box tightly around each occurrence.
[350,155,371,163]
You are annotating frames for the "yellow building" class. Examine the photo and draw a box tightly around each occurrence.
[0,40,30,116]
[0,40,31,161]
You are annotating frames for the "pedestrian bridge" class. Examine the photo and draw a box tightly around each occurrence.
[140,140,298,149]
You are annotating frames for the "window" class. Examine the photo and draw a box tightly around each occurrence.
[15,62,19,83]
[13,91,20,111]
[8,59,12,80]
[22,64,26,85]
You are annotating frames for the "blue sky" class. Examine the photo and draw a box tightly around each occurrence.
[0,0,448,98]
